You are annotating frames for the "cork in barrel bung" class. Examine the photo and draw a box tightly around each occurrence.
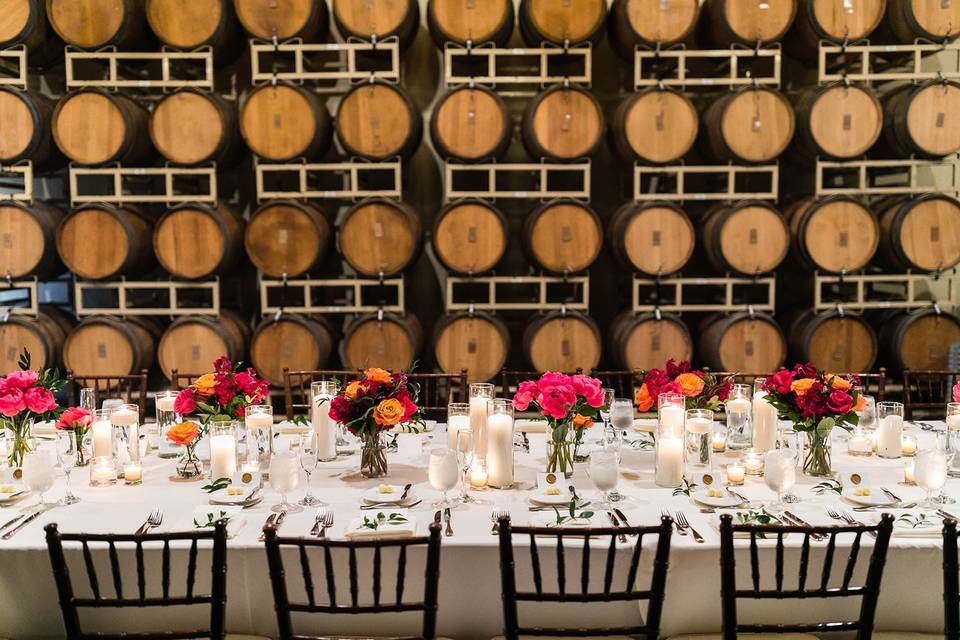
[157,310,249,380]
[701,87,795,163]
[429,85,511,162]
[46,0,149,49]
[53,89,154,166]
[789,0,886,58]
[250,314,334,386]
[240,82,332,162]
[339,198,422,277]
[518,0,607,46]
[878,80,960,158]
[245,199,332,278]
[521,84,605,161]
[146,0,242,62]
[341,312,422,372]
[701,201,790,275]
[876,194,960,272]
[332,0,419,49]
[63,316,160,378]
[427,0,513,47]
[699,312,787,373]
[522,199,602,274]
[336,81,422,161]
[788,309,877,373]
[153,202,245,279]
[611,88,698,164]
[56,204,155,281]
[608,0,700,59]
[785,196,879,273]
[523,310,602,373]
[0,305,72,374]
[431,199,507,275]
[150,89,243,166]
[0,200,65,280]
[608,310,693,371]
[792,83,883,161]
[432,311,509,383]
[877,308,960,372]
[704,0,797,46]
[608,201,695,276]
[234,0,329,41]
[0,87,62,169]
[879,0,960,43]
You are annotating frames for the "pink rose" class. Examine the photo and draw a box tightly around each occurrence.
[0,387,25,417]
[953,380,960,403]
[570,374,604,407]
[58,407,93,430]
[658,381,683,398]
[766,370,795,394]
[3,369,38,390]
[24,386,56,413]
[513,380,538,412]
[174,388,197,416]
[826,389,853,415]
[399,394,418,421]
[537,384,577,421]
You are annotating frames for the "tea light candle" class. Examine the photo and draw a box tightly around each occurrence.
[469,460,488,488]
[91,419,113,458]
[156,395,176,413]
[904,459,916,485]
[90,456,117,486]
[712,431,727,452]
[726,463,745,485]
[123,463,142,485]
[848,430,873,456]
[901,433,918,456]
[742,450,764,476]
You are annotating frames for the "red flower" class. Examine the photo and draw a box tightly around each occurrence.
[214,372,236,405]
[793,363,817,379]
[513,380,538,411]
[715,380,733,402]
[213,356,232,374]
[795,382,828,419]
[3,370,38,390]
[826,389,854,415]
[24,386,56,413]
[328,395,353,424]
[174,388,197,416]
[571,374,604,407]
[537,384,577,421]
[664,359,692,378]
[398,393,418,421]
[235,369,268,402]
[658,381,683,398]
[766,370,795,394]
[0,387,24,417]
[58,407,93,430]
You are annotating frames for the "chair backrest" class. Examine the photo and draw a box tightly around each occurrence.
[408,370,467,420]
[169,370,203,391]
[850,368,887,403]
[263,522,443,640]
[497,515,673,639]
[944,518,960,640]
[903,369,960,419]
[719,513,894,639]
[590,370,639,400]
[498,369,583,396]
[44,522,229,640]
[706,371,773,387]
[283,368,359,419]
[67,370,149,417]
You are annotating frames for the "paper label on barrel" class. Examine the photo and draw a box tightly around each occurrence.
[652,230,661,247]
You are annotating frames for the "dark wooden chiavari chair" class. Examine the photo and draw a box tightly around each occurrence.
[168,369,202,390]
[498,369,583,396]
[497,515,674,639]
[408,370,467,420]
[706,371,775,387]
[590,369,641,400]
[850,369,887,403]
[67,369,149,416]
[262,522,443,640]
[283,368,360,419]
[903,369,960,420]
[44,521,266,640]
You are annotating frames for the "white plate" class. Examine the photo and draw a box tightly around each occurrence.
[208,487,261,506]
[535,511,596,527]
[842,487,897,507]
[529,491,576,506]
[692,489,743,508]
[0,487,28,503]
[362,485,409,504]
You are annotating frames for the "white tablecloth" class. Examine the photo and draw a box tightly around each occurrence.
[0,424,953,639]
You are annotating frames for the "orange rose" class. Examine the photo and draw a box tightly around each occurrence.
[853,394,866,412]
[167,421,199,446]
[825,374,852,391]
[790,378,816,396]
[635,383,653,412]
[373,398,404,426]
[364,368,393,385]
[675,373,705,398]
[345,380,363,399]
[572,413,594,430]
[193,373,217,396]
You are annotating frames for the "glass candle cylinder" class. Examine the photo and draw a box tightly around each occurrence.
[726,384,753,451]
[742,449,764,476]
[470,383,494,459]
[751,377,778,452]
[726,462,745,485]
[858,395,877,430]
[877,401,904,459]
[469,458,488,489]
[684,409,713,471]
[155,390,180,459]
[79,387,96,411]
[123,462,142,485]
[901,432,918,457]
[110,403,140,467]
[848,428,874,456]
[655,393,685,487]
[447,402,470,450]
[90,409,114,459]
[89,456,117,486]
[486,399,515,488]
[245,403,274,469]
[947,402,960,476]
[209,421,238,480]
[311,381,339,462]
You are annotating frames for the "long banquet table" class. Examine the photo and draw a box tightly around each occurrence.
[0,423,954,639]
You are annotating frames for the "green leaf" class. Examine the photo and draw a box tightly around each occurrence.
[816,417,836,438]
[672,477,697,497]
[201,478,231,493]
[568,498,576,519]
[579,511,594,519]
[811,479,842,495]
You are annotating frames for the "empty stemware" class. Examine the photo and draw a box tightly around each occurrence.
[56,431,80,505]
[298,431,323,507]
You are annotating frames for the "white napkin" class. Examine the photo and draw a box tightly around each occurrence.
[872,509,945,538]
[187,505,246,539]
[515,419,548,433]
[274,421,310,435]
[345,512,417,539]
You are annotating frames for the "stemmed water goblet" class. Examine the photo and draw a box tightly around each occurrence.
[298,432,322,507]
[56,431,81,505]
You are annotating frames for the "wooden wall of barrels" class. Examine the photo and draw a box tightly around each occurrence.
[1,0,960,395]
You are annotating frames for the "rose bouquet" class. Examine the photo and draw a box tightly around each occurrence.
[0,349,64,467]
[634,359,733,412]
[512,372,604,477]
[760,364,862,476]
[57,407,93,467]
[328,367,422,478]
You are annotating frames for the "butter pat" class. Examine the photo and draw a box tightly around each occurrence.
[226,485,245,496]
[706,488,725,498]
[0,485,15,494]
[544,486,562,496]
[377,484,395,495]
[852,487,871,497]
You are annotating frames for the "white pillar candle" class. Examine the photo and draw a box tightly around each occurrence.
[655,436,684,487]
[447,414,471,449]
[486,413,514,488]
[470,396,489,458]
[312,394,337,461]
[752,393,778,452]
[659,405,684,432]
[209,434,237,480]
[948,415,960,431]
[91,419,113,458]
[877,415,903,459]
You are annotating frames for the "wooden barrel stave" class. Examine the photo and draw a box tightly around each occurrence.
[432,311,509,383]
[53,89,153,166]
[336,81,421,161]
[0,199,65,280]
[522,199,602,274]
[427,0,513,47]
[704,0,797,46]
[46,0,149,49]
[880,0,960,42]
[146,0,241,62]
[429,86,511,162]
[518,0,607,46]
[701,201,790,275]
[234,0,329,41]
[608,310,693,371]
[150,89,243,166]
[698,312,787,373]
[521,84,605,161]
[608,0,699,58]
[332,0,419,48]
[245,199,332,278]
[611,88,698,164]
[341,312,422,371]
[789,0,886,57]
[879,80,960,158]
[701,88,795,163]
[788,309,878,373]
[339,198,422,277]
[57,204,155,281]
[608,201,695,276]
[250,314,334,385]
[431,199,507,275]
[0,87,61,169]
[240,82,332,162]
[154,202,244,279]
[877,194,960,272]
[0,305,72,374]
[877,308,960,372]
[792,83,883,161]
[157,310,249,379]
[63,315,159,377]
[785,195,879,273]
[523,310,602,373]
[0,0,47,52]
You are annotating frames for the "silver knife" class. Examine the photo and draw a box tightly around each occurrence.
[0,513,24,534]
[607,512,627,543]
[443,507,453,536]
[2,510,41,540]
[882,487,902,504]
[780,510,826,540]
[309,513,324,536]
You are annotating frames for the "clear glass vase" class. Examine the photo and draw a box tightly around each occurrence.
[360,431,388,478]
[5,417,33,469]
[176,444,203,480]
[546,423,574,478]
[803,430,832,477]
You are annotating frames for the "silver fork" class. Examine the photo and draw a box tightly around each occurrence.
[135,509,162,536]
[310,507,327,536]
[319,510,334,538]
[827,508,877,538]
[661,509,686,536]
[675,511,705,543]
[491,508,508,534]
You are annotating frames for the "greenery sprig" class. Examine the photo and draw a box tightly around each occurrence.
[897,513,937,529]
[550,499,594,527]
[193,511,230,528]
[811,479,843,495]
[672,477,698,497]
[735,510,781,539]
[201,478,231,493]
[361,512,409,530]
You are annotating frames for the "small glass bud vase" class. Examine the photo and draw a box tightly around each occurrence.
[89,456,117,486]
[655,393,685,488]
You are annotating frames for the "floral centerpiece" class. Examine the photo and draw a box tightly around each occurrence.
[760,364,862,477]
[0,349,64,468]
[328,367,422,478]
[634,359,733,412]
[57,407,93,467]
[512,372,604,477]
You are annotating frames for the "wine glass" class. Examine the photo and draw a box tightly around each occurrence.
[269,451,302,514]
[779,429,802,504]
[56,431,80,505]
[763,449,796,509]
[455,429,474,503]
[933,433,956,505]
[588,449,619,510]
[599,388,615,431]
[610,398,634,434]
[23,450,56,508]
[298,432,322,507]
[428,448,459,508]
[916,450,949,508]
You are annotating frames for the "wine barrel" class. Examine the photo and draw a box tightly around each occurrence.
[150,89,242,166]
[52,89,153,166]
[880,81,960,158]
[608,201,695,276]
[701,201,790,275]
[432,199,507,275]
[233,0,329,41]
[788,309,878,373]
[523,310,602,373]
[146,0,241,60]
[790,0,886,56]
[877,194,960,272]
[705,0,797,46]
[0,305,72,374]
[608,310,693,371]
[63,316,159,378]
[518,0,606,46]
[339,198,422,277]
[611,88,698,164]
[336,81,421,161]
[521,84,605,161]
[427,0,513,47]
[699,312,787,373]
[0,87,60,169]
[57,204,154,280]
[0,0,47,51]
[245,200,332,278]
[332,0,419,48]
[154,202,244,279]
[250,314,334,386]
[157,310,249,380]
[240,82,332,162]
[609,0,699,58]
[0,200,65,280]
[793,83,883,160]
[879,308,960,371]
[429,86,511,162]
[341,312,422,372]
[432,311,509,383]
[702,88,795,163]
[522,199,602,274]
[881,0,960,42]
[785,196,879,273]
[46,0,148,49]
